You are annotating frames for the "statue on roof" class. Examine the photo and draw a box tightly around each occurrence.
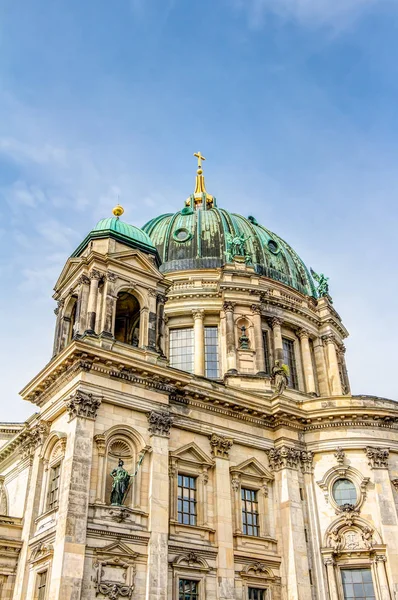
[225,232,252,263]
[310,268,331,299]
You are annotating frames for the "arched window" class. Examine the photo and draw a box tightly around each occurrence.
[115,292,140,347]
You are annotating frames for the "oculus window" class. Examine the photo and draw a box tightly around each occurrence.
[333,479,357,507]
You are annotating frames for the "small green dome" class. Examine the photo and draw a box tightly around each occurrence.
[143,202,316,297]
[72,216,160,264]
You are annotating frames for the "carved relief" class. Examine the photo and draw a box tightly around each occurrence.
[334,447,345,465]
[317,465,369,513]
[94,434,107,457]
[66,390,102,420]
[266,446,301,471]
[94,542,137,599]
[209,434,233,459]
[21,421,51,458]
[147,411,173,437]
[223,301,235,313]
[326,516,378,554]
[364,446,389,469]
[300,451,314,474]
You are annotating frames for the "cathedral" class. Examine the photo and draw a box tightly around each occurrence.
[0,154,397,600]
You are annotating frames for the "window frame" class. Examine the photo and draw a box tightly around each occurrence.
[169,327,195,374]
[177,474,198,526]
[178,578,200,600]
[204,326,220,379]
[340,568,376,600]
[282,336,299,389]
[241,488,260,537]
[46,461,62,512]
[261,330,271,376]
[248,587,267,600]
[34,569,49,600]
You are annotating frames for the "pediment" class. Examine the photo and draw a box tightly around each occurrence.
[170,442,214,467]
[230,457,273,480]
[110,249,163,280]
[54,258,85,292]
[95,541,138,559]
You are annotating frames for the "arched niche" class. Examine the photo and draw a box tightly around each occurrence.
[105,436,135,507]
[63,294,78,344]
[114,291,141,347]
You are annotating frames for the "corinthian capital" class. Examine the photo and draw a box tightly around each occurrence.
[209,434,233,459]
[148,411,173,437]
[298,328,310,339]
[271,317,283,329]
[65,390,102,420]
[266,445,301,471]
[321,333,337,345]
[251,304,262,315]
[89,269,103,280]
[223,301,235,313]
[364,446,389,469]
[192,309,204,320]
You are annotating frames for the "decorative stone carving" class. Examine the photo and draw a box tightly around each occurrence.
[90,269,103,280]
[300,451,314,474]
[317,465,369,512]
[94,434,106,457]
[65,390,102,420]
[247,562,269,575]
[297,328,310,339]
[209,433,233,459]
[147,411,173,437]
[334,447,345,465]
[266,446,301,471]
[106,271,118,282]
[21,421,51,457]
[364,446,389,469]
[327,521,375,552]
[192,309,204,320]
[108,507,131,523]
[30,542,54,564]
[250,304,262,315]
[391,478,398,491]
[94,542,137,600]
[0,477,7,515]
[223,301,235,313]
[271,316,283,329]
[77,274,91,285]
[321,333,337,346]
[231,476,240,491]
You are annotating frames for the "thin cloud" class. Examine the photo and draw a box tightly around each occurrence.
[232,0,379,28]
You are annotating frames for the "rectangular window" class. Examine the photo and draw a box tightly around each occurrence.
[170,328,194,373]
[205,326,219,378]
[179,579,199,600]
[262,331,270,375]
[282,338,298,389]
[177,474,197,525]
[241,488,259,537]
[35,570,48,600]
[341,569,376,600]
[47,463,61,510]
[248,588,266,600]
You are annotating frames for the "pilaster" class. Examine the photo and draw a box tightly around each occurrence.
[223,302,237,374]
[271,317,284,363]
[251,304,266,375]
[298,329,316,394]
[193,309,205,376]
[49,391,101,600]
[210,434,235,600]
[146,411,173,600]
[322,334,343,396]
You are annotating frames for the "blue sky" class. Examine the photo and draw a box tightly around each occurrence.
[1,0,397,421]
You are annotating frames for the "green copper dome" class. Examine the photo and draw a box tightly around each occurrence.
[72,216,160,265]
[143,201,316,297]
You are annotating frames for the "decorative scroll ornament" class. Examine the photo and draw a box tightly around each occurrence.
[147,411,173,437]
[209,434,233,459]
[65,390,102,420]
[266,446,301,471]
[94,542,137,600]
[334,447,345,465]
[364,446,389,469]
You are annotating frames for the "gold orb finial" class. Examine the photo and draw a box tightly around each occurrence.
[112,204,124,217]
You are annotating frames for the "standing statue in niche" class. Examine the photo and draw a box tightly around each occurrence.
[310,268,331,300]
[110,459,131,506]
[271,360,289,399]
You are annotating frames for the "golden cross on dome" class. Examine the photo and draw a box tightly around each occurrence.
[194,151,206,169]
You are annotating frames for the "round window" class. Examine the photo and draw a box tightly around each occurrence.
[267,239,279,254]
[173,228,191,243]
[332,479,357,506]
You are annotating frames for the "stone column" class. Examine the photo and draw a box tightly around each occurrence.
[100,272,118,337]
[298,329,316,394]
[302,457,329,599]
[199,469,209,527]
[156,295,166,356]
[94,434,106,503]
[271,317,284,363]
[224,302,237,374]
[12,423,50,600]
[324,557,339,600]
[52,300,64,356]
[140,307,149,348]
[86,269,102,334]
[313,338,330,396]
[374,555,393,600]
[251,304,266,375]
[147,289,158,351]
[209,434,235,600]
[322,335,343,395]
[146,411,173,600]
[231,474,242,534]
[76,275,90,334]
[193,309,205,376]
[266,446,312,600]
[364,447,397,596]
[49,391,101,600]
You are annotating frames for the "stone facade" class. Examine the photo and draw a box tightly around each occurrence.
[1,200,398,600]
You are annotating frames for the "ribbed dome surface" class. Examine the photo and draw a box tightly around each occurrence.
[143,207,316,297]
[93,217,156,249]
